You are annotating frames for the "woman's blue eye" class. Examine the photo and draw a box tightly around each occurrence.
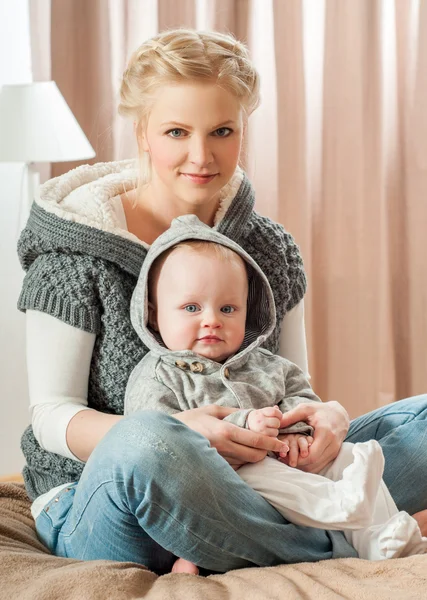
[221,306,235,314]
[184,305,199,313]
[167,127,231,138]
[214,127,232,137]
[167,129,185,138]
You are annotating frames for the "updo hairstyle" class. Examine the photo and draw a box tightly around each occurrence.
[118,29,260,187]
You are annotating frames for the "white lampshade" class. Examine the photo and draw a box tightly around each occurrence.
[0,81,95,162]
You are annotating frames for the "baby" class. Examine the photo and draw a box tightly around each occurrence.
[125,215,427,574]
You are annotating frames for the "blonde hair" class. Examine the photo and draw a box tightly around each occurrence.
[118,28,260,192]
[148,240,248,304]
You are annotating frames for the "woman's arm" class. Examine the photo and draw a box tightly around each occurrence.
[66,410,122,462]
[27,310,122,463]
[277,300,350,472]
[278,299,309,377]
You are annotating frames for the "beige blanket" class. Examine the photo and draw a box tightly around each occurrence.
[1,482,426,600]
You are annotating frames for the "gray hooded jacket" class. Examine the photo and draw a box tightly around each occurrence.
[125,215,320,434]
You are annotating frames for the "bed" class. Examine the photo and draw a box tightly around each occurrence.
[1,479,426,600]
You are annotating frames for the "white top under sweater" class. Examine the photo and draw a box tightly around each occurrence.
[28,196,310,518]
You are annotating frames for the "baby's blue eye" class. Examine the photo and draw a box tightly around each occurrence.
[184,305,199,313]
[221,306,235,314]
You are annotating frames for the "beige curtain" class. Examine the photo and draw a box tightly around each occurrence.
[30,0,427,418]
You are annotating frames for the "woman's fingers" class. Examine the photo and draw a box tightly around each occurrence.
[221,456,246,470]
[232,426,287,452]
[279,404,316,429]
[286,438,300,467]
[296,430,336,473]
[207,405,240,419]
[215,428,286,463]
[220,442,267,463]
[297,436,310,458]
[278,401,350,473]
[175,406,287,465]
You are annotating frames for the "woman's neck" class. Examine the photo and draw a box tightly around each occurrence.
[121,179,222,244]
[145,177,221,228]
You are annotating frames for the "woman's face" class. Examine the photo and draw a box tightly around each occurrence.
[139,81,244,209]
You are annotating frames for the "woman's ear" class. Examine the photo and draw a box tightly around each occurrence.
[135,120,150,153]
[139,133,150,153]
[147,301,158,331]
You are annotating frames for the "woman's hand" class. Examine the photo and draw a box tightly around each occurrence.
[174,405,288,469]
[278,401,350,474]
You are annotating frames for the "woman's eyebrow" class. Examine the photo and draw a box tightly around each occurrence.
[160,120,236,129]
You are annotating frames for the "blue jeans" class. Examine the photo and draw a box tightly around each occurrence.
[35,396,427,574]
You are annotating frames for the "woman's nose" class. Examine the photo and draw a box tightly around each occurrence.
[188,136,214,167]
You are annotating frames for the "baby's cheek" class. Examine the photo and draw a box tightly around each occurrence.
[161,320,193,351]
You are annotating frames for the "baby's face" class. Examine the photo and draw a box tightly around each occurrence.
[151,247,248,363]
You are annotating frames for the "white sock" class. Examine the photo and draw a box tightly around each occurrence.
[347,512,427,560]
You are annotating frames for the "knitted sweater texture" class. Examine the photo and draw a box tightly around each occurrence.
[17,160,307,501]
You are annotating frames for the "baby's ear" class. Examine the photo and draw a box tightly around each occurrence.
[147,301,159,331]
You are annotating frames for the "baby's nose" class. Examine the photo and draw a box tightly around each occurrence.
[201,312,222,328]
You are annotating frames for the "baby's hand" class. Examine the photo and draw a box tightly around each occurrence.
[277,433,314,468]
[247,406,283,437]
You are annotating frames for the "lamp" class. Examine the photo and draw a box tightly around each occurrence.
[0,81,96,229]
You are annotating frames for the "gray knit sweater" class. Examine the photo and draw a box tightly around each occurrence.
[17,160,307,501]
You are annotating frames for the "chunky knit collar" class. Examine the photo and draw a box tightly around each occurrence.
[19,160,255,278]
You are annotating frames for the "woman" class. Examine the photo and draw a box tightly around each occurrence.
[19,28,427,575]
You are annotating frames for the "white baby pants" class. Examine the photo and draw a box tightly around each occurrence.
[237,441,427,560]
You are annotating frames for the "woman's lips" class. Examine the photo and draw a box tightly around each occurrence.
[181,173,217,184]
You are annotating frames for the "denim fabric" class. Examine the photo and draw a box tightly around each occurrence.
[36,397,427,573]
[345,395,427,515]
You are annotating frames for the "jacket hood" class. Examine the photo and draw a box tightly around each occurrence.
[18,160,252,278]
[130,214,276,364]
